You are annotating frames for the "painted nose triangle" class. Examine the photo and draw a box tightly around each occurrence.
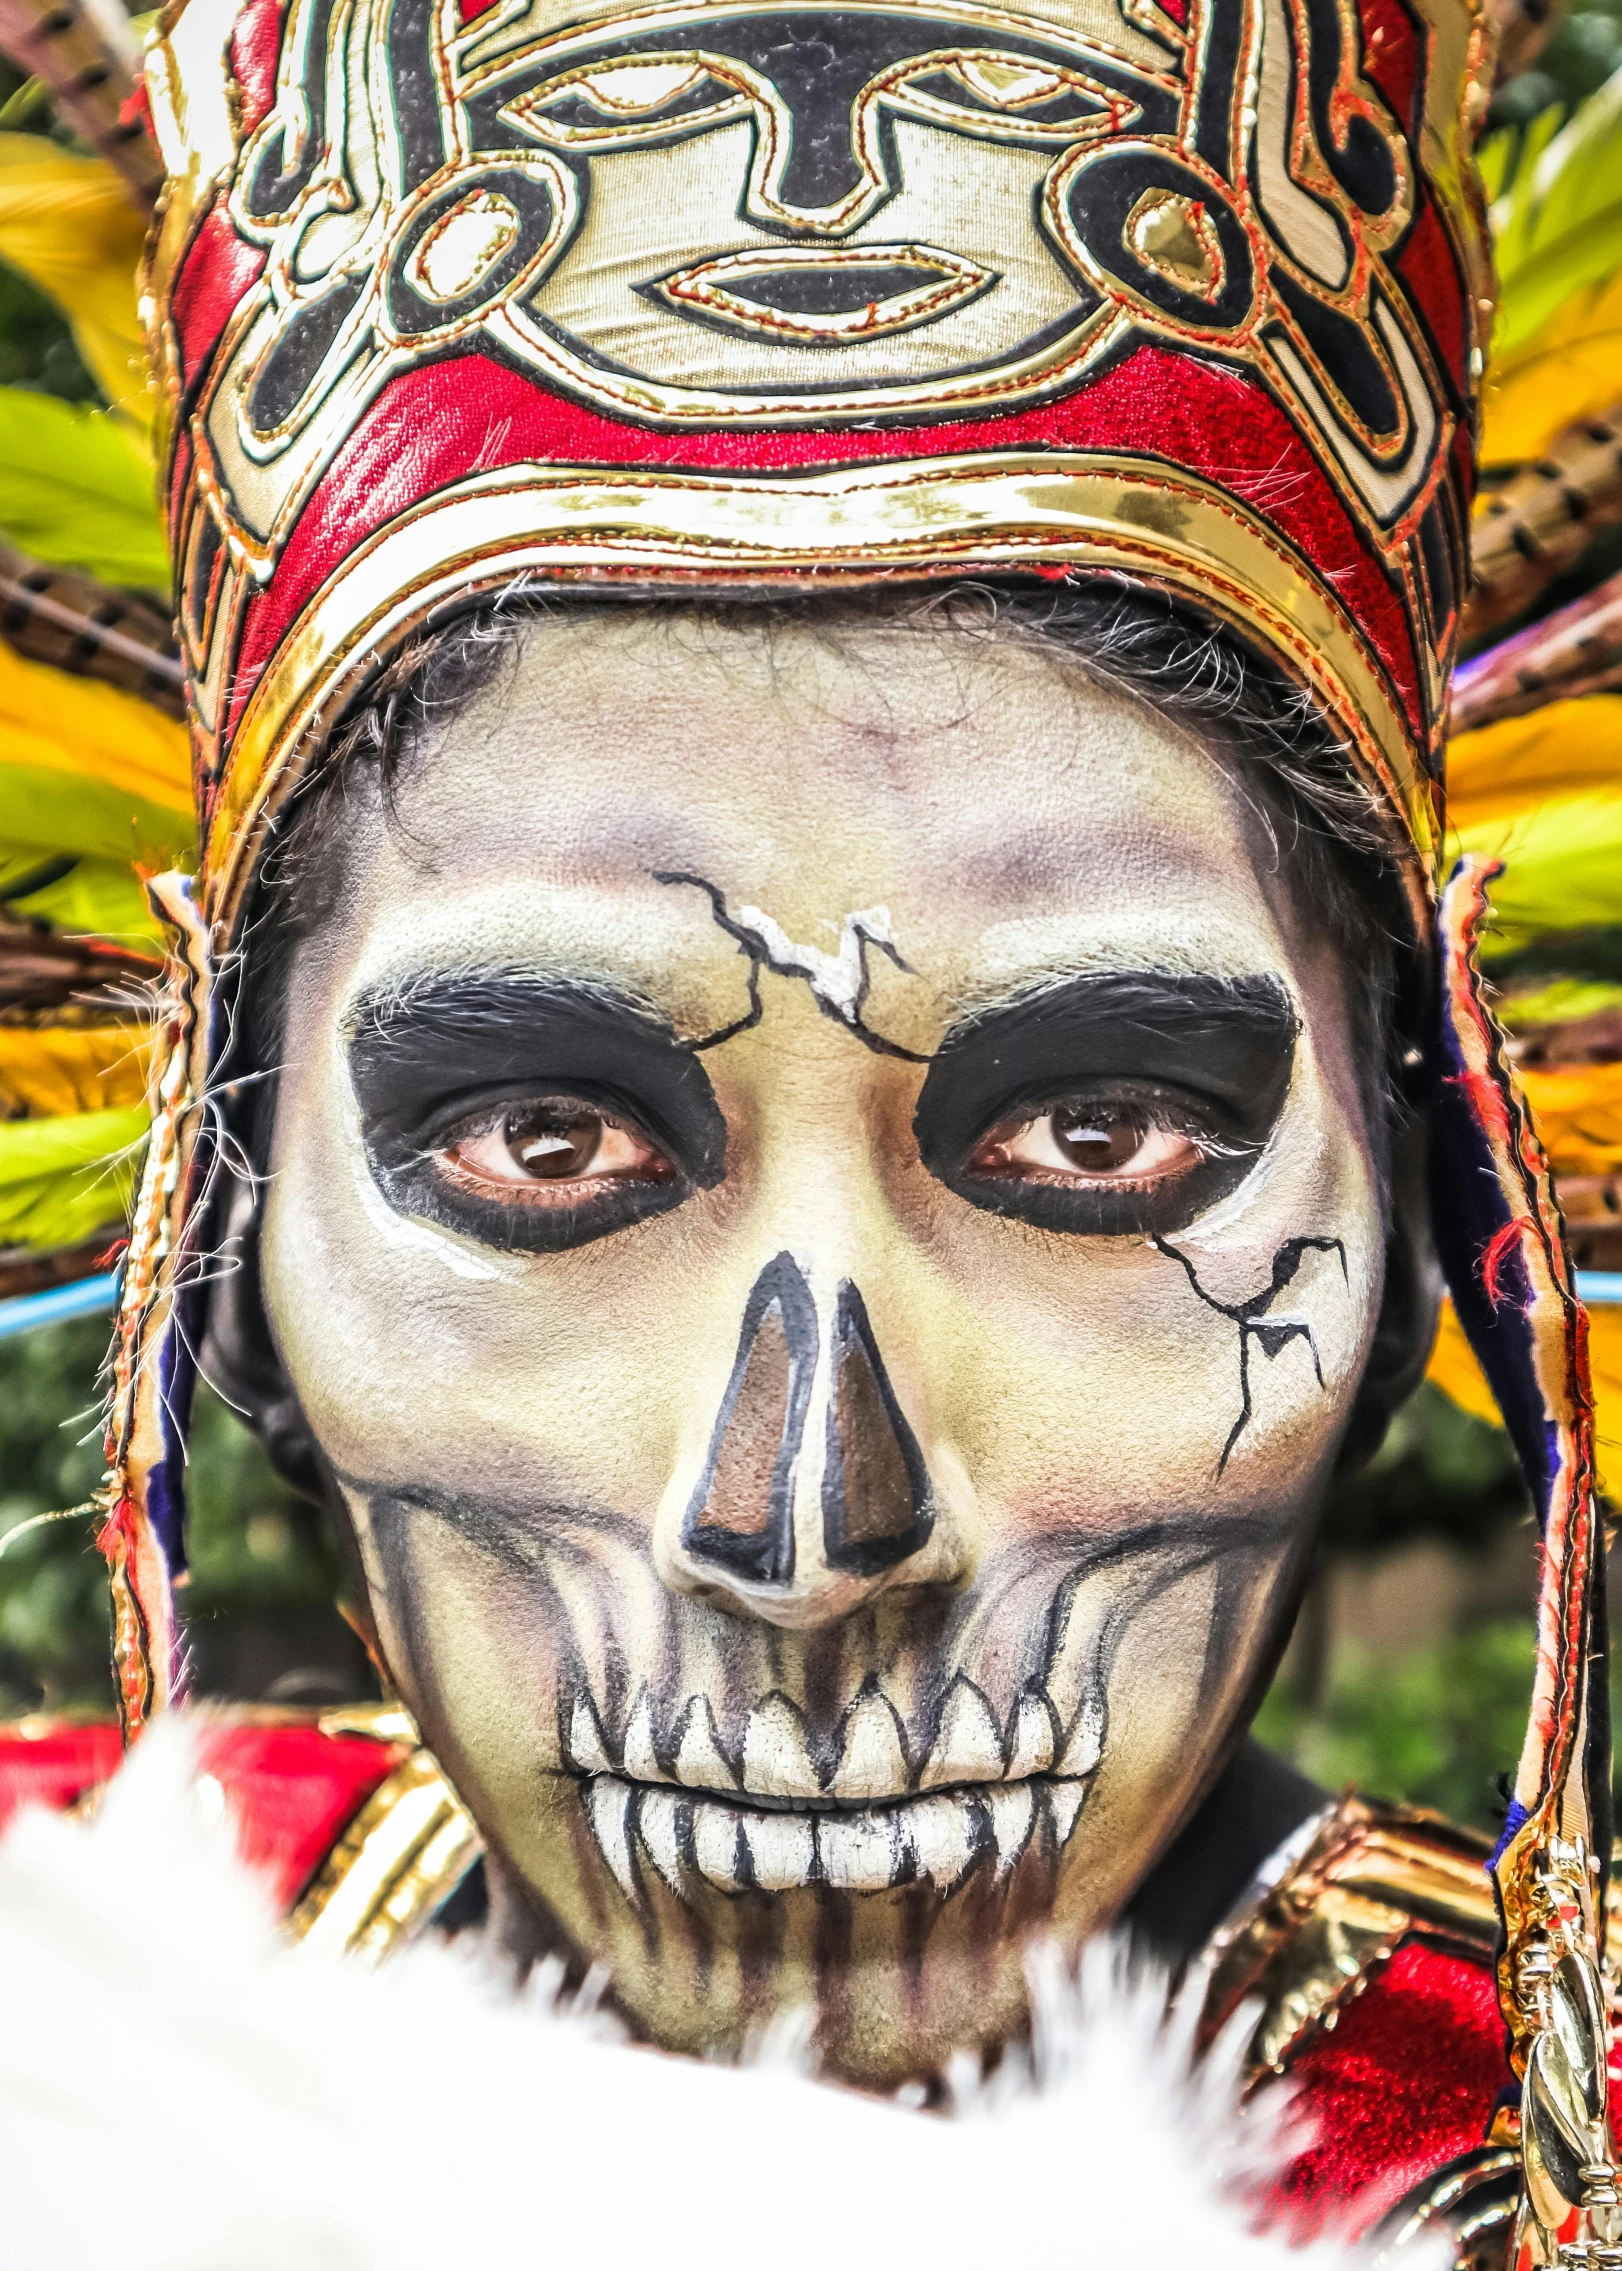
[682,1252,815,1586]
[821,1282,933,1574]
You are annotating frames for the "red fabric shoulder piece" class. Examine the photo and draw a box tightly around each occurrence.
[194,1718,410,1909]
[1269,1939,1509,2238]
[0,1720,123,1834]
[0,1713,408,1912]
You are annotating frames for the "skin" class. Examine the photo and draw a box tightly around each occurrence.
[258,608,1393,2086]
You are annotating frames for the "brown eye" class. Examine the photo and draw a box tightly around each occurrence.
[1051,1109,1150,1173]
[969,1102,1204,1186]
[444,1099,674,1199]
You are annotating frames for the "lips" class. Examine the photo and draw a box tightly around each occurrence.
[566,1671,1103,1900]
[646,242,996,345]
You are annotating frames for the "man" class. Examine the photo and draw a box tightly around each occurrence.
[0,0,1612,2249]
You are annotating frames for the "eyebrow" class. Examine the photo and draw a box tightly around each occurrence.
[912,969,1299,1169]
[346,969,727,1182]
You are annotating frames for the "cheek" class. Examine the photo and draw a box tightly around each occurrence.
[901,1084,1380,1532]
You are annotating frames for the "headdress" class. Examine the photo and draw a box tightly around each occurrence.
[0,0,1620,2252]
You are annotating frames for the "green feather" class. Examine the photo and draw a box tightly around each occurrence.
[0,387,167,588]
[0,1103,146,1248]
[1461,792,1622,955]
[1491,64,1622,365]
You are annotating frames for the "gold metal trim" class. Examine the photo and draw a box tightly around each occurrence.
[1369,2148,1521,2271]
[205,449,1433,932]
[289,1735,483,1963]
[1197,1795,1497,2082]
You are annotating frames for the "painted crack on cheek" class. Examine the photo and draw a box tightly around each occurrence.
[1151,1233,1350,1474]
[654,870,930,1061]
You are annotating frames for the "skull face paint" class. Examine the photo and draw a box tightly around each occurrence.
[259,610,1386,2084]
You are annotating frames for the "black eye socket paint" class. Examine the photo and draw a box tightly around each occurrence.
[914,970,1299,1237]
[348,971,726,1253]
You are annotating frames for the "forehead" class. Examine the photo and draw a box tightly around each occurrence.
[318,610,1305,1004]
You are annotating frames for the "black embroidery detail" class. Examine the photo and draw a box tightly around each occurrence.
[1153,1233,1349,1472]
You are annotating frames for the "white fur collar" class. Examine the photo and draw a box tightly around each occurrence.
[0,1724,1407,2270]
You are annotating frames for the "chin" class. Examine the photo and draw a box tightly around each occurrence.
[487,1764,1138,2088]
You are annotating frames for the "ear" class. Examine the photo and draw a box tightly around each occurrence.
[200,1162,328,1502]
[1337,1096,1441,1472]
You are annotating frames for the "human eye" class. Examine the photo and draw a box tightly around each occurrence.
[439,1095,676,1203]
[913,971,1296,1238]
[348,973,727,1255]
[967,1092,1213,1189]
[956,1084,1253,1235]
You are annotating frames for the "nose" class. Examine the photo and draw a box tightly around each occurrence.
[656,1252,960,1626]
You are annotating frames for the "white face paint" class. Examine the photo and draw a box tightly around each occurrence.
[259,610,1386,2085]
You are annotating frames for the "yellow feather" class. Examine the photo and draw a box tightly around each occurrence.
[1516,1060,1622,1177]
[1480,266,1622,470]
[0,1024,153,1119]
[0,641,190,818]
[1429,1297,1622,1499]
[0,137,152,442]
[1451,795,1622,953]
[1448,695,1622,827]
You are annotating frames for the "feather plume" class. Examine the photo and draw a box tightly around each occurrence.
[0,387,167,589]
[1464,403,1622,641]
[0,137,153,438]
[0,0,161,205]
[1452,565,1622,730]
[0,1101,145,1247]
[1432,1298,1622,1494]
[0,536,180,713]
[1489,66,1622,370]
[0,1024,153,1117]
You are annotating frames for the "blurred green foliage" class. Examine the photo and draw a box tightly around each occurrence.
[0,1313,370,1716]
[1258,1621,1543,1832]
[1489,1,1622,129]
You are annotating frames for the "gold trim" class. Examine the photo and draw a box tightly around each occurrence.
[205,449,1433,931]
[1369,2148,1521,2270]
[289,1741,483,1962]
[1198,1795,1496,2082]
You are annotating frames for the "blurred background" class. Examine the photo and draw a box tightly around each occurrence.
[1,0,1622,1844]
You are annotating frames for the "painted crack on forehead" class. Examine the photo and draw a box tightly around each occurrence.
[654,869,930,1059]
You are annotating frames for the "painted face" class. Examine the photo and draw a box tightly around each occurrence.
[260,611,1384,2084]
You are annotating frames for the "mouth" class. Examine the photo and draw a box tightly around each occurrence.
[566,1671,1103,1901]
[645,242,997,345]
[581,1770,1092,1898]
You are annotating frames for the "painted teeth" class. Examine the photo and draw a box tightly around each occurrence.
[674,1695,737,1792]
[561,1671,1106,1837]
[830,1687,908,1801]
[567,1692,612,1777]
[746,1809,816,1891]
[1006,1690,1056,1780]
[583,1774,637,1900]
[920,1676,1002,1788]
[740,1692,819,1799]
[581,1773,1093,1903]
[622,1688,661,1783]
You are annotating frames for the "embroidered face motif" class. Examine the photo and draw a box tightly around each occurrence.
[259,611,1385,2082]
